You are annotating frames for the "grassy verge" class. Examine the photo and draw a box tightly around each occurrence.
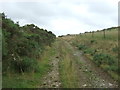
[70,28,119,81]
[58,39,78,88]
[2,43,56,88]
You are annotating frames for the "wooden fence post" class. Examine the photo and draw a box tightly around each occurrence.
[103,29,106,38]
[92,31,94,37]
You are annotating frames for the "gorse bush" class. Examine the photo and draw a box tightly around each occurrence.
[77,44,118,73]
[83,48,95,55]
[11,57,39,73]
[78,44,87,50]
[93,53,118,73]
[93,53,115,66]
[2,13,56,73]
[78,44,95,56]
[109,65,118,72]
[112,46,118,53]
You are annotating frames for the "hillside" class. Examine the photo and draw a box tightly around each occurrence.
[63,27,119,81]
[1,13,56,88]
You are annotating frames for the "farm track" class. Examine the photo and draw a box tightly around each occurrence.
[39,38,118,88]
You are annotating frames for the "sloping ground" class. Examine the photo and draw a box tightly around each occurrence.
[39,38,118,88]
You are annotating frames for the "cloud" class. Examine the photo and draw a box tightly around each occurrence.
[0,0,118,36]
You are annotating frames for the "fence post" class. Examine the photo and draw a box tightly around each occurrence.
[103,29,106,38]
[92,31,94,38]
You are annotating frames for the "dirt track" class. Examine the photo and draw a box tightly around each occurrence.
[39,39,118,88]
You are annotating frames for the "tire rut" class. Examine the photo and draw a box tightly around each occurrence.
[39,55,61,88]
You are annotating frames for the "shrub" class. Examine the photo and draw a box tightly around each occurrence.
[83,48,95,55]
[93,53,116,66]
[12,57,39,73]
[101,64,110,71]
[112,47,118,53]
[2,13,56,74]
[101,64,119,73]
[109,65,118,72]
[78,44,87,50]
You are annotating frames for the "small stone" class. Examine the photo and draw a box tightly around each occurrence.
[73,54,77,56]
[13,57,16,61]
[100,83,105,87]
[116,85,118,87]
[109,83,113,86]
[56,84,59,87]
[102,83,105,86]
[83,84,87,87]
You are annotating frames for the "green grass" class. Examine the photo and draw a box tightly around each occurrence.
[2,43,56,88]
[58,39,78,88]
[80,28,118,40]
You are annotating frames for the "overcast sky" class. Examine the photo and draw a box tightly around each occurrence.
[0,0,119,36]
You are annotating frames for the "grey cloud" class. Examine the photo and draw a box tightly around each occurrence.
[0,0,118,35]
